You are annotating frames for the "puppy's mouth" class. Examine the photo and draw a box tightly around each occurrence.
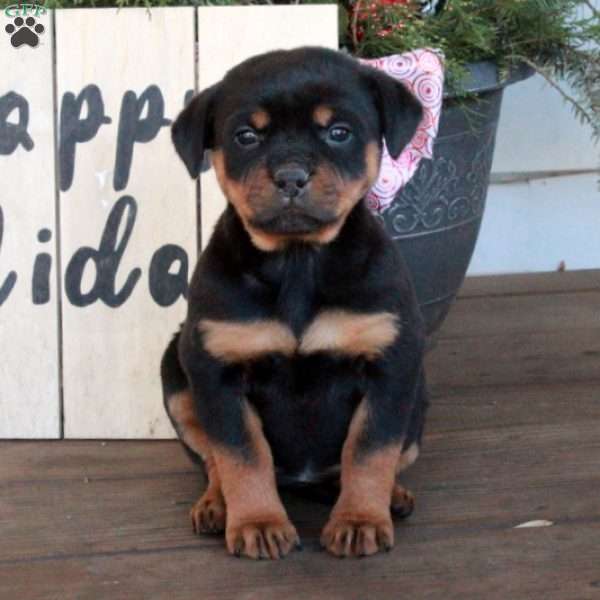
[249,208,338,235]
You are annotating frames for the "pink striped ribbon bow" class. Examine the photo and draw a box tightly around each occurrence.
[360,49,445,213]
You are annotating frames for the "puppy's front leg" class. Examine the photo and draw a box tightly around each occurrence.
[321,350,425,558]
[320,398,399,557]
[211,401,300,559]
[182,329,299,560]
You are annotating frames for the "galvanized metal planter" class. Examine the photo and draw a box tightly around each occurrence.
[379,61,534,334]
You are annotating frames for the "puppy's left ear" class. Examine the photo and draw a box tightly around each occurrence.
[365,68,423,159]
[171,82,221,179]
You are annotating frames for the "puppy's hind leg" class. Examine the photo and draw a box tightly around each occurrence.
[392,369,427,519]
[161,333,226,534]
[390,435,420,519]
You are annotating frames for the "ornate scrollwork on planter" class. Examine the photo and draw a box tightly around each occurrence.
[381,127,497,239]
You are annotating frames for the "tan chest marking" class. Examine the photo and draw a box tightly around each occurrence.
[198,319,297,363]
[299,310,400,359]
[199,310,399,363]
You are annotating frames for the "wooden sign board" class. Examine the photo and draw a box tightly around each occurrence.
[55,8,196,438]
[198,5,340,247]
[0,10,59,438]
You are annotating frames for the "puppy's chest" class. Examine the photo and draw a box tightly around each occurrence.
[199,248,400,364]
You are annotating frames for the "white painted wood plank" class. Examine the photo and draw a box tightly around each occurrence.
[0,9,59,438]
[492,74,598,174]
[198,5,339,247]
[483,1,600,275]
[468,174,600,275]
[55,8,196,438]
[493,1,600,175]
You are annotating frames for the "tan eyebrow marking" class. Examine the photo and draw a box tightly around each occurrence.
[313,105,334,127]
[198,319,297,363]
[299,310,400,359]
[249,109,270,130]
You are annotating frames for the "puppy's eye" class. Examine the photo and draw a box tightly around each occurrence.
[235,127,259,147]
[327,125,352,144]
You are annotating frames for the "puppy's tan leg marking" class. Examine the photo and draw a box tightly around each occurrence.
[321,399,400,557]
[300,310,400,359]
[213,403,299,560]
[396,442,419,474]
[390,443,419,517]
[198,319,297,363]
[166,392,226,533]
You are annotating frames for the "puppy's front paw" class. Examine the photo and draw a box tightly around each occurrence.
[190,492,226,534]
[321,513,394,558]
[226,517,300,560]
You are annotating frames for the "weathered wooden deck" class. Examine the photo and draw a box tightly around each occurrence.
[2,271,599,600]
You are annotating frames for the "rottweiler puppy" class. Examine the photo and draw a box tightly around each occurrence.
[161,46,428,559]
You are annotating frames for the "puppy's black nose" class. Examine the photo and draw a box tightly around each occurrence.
[274,167,310,199]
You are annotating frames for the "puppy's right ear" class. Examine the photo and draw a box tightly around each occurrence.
[171,83,221,179]
[363,67,423,160]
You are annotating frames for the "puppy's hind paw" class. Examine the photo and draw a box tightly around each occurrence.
[190,492,226,534]
[391,484,415,519]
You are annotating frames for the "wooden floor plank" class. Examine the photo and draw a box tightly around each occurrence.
[428,381,600,431]
[0,440,189,483]
[439,290,600,339]
[428,328,600,388]
[460,269,600,298]
[1,524,599,600]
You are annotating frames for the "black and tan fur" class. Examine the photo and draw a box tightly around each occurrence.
[161,47,428,559]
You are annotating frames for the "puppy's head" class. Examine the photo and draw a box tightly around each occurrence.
[172,47,422,251]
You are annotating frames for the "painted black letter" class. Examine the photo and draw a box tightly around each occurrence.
[0,91,34,154]
[0,206,17,305]
[148,244,188,307]
[32,228,52,305]
[65,196,141,307]
[59,84,111,192]
[113,85,170,191]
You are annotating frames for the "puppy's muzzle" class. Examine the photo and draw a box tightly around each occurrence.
[249,165,338,235]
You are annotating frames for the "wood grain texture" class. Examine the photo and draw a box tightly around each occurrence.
[197,5,339,247]
[429,327,600,388]
[0,11,59,438]
[440,291,600,339]
[54,8,196,438]
[2,271,600,598]
[460,269,600,298]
